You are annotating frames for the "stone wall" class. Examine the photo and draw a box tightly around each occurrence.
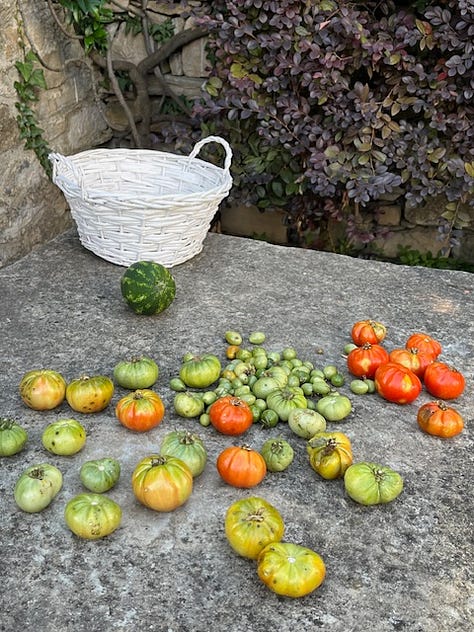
[1,2,472,269]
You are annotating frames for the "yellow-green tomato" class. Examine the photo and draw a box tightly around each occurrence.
[64,493,122,539]
[344,462,403,505]
[225,330,243,345]
[0,418,28,456]
[14,463,63,512]
[80,458,121,493]
[257,542,326,598]
[288,408,326,439]
[316,393,352,421]
[42,418,86,456]
[248,331,266,345]
[179,354,221,389]
[225,496,285,559]
[160,430,207,477]
[66,375,114,413]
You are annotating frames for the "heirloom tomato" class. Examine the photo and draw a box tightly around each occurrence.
[64,493,122,540]
[351,319,387,345]
[113,356,159,389]
[260,438,294,472]
[80,458,121,493]
[388,347,433,378]
[344,462,403,505]
[216,445,267,488]
[266,386,307,422]
[66,375,114,413]
[288,408,326,439]
[374,362,422,404]
[115,389,164,431]
[225,496,285,559]
[132,454,193,511]
[423,362,465,400]
[179,353,221,389]
[307,431,353,480]
[173,391,205,418]
[160,430,207,477]
[209,395,253,435]
[257,542,326,598]
[316,393,352,422]
[14,463,63,512]
[0,418,28,456]
[417,401,464,438]
[347,343,389,379]
[405,332,442,359]
[19,369,66,410]
[42,418,86,455]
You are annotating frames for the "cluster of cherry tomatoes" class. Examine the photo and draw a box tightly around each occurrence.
[345,320,466,438]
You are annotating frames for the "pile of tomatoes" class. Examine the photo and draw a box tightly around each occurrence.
[346,320,465,437]
[1,320,467,599]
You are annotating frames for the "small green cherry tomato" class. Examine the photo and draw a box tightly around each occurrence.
[344,461,403,505]
[42,418,86,455]
[80,458,121,493]
[350,379,370,395]
[64,493,122,539]
[248,331,266,345]
[225,330,243,345]
[0,418,28,456]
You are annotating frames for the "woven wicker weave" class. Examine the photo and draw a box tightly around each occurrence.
[49,136,233,267]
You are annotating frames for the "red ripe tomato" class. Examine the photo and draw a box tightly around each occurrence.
[374,362,422,404]
[208,395,253,435]
[115,389,165,431]
[388,347,434,378]
[417,401,464,438]
[351,319,387,345]
[346,343,390,379]
[216,445,267,488]
[423,362,465,400]
[405,333,442,359]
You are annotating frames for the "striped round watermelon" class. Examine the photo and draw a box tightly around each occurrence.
[121,261,176,315]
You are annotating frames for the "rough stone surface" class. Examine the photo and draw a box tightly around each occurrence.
[0,230,472,632]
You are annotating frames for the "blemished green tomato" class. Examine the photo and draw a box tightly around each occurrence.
[0,418,28,456]
[42,418,86,455]
[225,331,243,346]
[80,458,121,493]
[64,493,122,539]
[288,408,326,439]
[14,463,63,512]
[173,391,205,418]
[344,462,403,505]
[66,375,114,413]
[19,369,67,410]
[179,354,221,388]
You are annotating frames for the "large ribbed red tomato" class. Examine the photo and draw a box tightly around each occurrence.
[208,396,253,435]
[405,333,442,359]
[388,347,434,378]
[351,319,387,345]
[423,362,465,400]
[347,343,389,379]
[374,362,422,404]
[417,401,464,438]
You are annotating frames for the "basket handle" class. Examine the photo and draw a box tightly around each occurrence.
[49,152,86,194]
[187,136,232,172]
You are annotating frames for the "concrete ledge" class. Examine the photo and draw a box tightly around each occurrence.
[1,230,472,632]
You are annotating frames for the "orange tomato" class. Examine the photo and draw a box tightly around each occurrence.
[216,445,267,488]
[115,389,164,431]
[417,401,464,438]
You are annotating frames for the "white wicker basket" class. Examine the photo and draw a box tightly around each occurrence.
[49,136,233,267]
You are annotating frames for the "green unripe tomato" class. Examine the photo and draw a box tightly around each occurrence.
[80,458,121,493]
[288,408,327,439]
[64,493,122,540]
[179,354,221,389]
[169,377,187,392]
[173,392,205,418]
[323,365,338,379]
[199,413,211,427]
[113,356,159,389]
[344,462,403,505]
[316,394,352,422]
[225,330,243,345]
[260,438,294,472]
[42,418,86,456]
[248,331,266,345]
[350,379,370,395]
[0,418,28,456]
[14,463,63,512]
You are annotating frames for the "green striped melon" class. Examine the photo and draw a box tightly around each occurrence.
[121,261,176,315]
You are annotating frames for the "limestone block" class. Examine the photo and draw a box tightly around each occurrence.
[0,105,20,151]
[182,18,209,77]
[108,23,148,65]
[372,226,450,259]
[219,205,288,244]
[377,204,402,226]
